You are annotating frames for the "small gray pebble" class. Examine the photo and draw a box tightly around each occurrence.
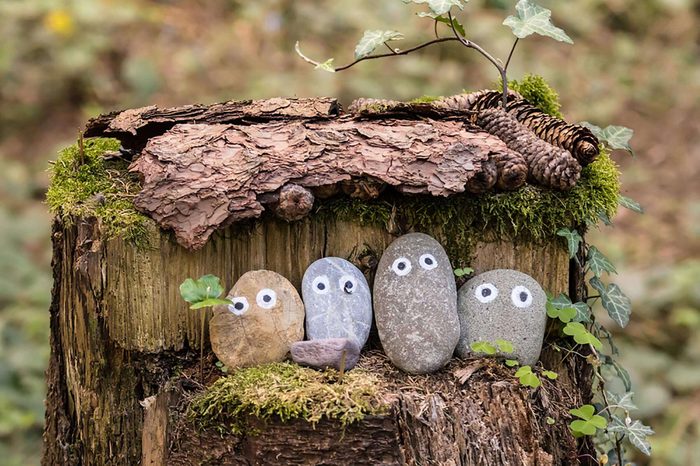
[290,338,361,371]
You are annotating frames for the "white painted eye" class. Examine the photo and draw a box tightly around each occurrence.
[312,275,330,294]
[256,288,277,309]
[338,275,357,294]
[511,286,533,308]
[475,283,498,303]
[419,253,438,270]
[391,257,412,276]
[228,297,250,315]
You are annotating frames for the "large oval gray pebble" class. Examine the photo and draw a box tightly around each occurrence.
[456,269,546,366]
[373,233,460,374]
[302,257,372,349]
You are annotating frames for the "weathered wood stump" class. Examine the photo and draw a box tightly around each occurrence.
[42,97,619,465]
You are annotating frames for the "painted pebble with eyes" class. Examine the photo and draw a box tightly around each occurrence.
[456,269,547,366]
[301,257,372,349]
[373,233,460,374]
[209,270,304,369]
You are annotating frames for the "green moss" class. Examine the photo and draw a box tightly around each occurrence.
[318,150,620,264]
[499,74,564,118]
[46,137,152,247]
[188,362,387,433]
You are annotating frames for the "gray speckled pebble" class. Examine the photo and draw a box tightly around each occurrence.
[456,269,547,366]
[302,257,372,349]
[290,338,361,371]
[373,233,460,374]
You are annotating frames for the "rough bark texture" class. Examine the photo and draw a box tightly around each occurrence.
[42,213,589,465]
[130,118,517,249]
[84,97,341,151]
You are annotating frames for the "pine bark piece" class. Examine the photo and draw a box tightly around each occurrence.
[84,97,341,151]
[130,118,513,249]
[476,108,582,190]
[444,90,600,166]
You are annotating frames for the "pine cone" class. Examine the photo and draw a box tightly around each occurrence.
[446,90,600,166]
[489,149,528,191]
[476,108,581,190]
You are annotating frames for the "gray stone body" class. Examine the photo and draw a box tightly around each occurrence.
[302,257,372,349]
[290,338,361,371]
[456,269,547,366]
[373,233,460,374]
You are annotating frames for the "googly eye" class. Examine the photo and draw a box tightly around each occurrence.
[338,275,358,294]
[474,283,498,303]
[511,286,533,308]
[391,257,412,277]
[228,297,250,316]
[312,275,330,294]
[419,253,438,270]
[256,288,277,309]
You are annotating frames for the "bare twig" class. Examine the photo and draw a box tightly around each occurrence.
[505,38,519,71]
[383,42,398,54]
[434,19,440,39]
[334,37,461,71]
[447,12,509,109]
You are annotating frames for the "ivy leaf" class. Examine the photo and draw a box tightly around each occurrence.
[314,58,336,72]
[495,339,515,353]
[550,293,572,308]
[581,122,634,155]
[589,276,606,295]
[503,0,573,44]
[596,209,613,226]
[354,30,404,60]
[563,322,603,350]
[606,391,637,411]
[608,418,654,455]
[606,360,632,392]
[405,0,465,16]
[470,341,497,355]
[587,246,617,278]
[556,228,582,259]
[179,274,226,308]
[601,283,631,328]
[618,195,644,214]
[418,13,466,36]
[572,302,592,323]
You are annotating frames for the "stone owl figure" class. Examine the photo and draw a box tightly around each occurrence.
[210,270,304,369]
[456,269,547,366]
[373,233,460,374]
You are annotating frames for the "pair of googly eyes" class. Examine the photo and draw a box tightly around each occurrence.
[311,275,358,295]
[227,288,277,315]
[474,283,533,308]
[391,253,437,277]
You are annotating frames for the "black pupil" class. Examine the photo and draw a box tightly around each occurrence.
[398,262,406,270]
[425,257,433,265]
[263,295,272,303]
[482,288,491,297]
[317,282,325,290]
[345,281,353,289]
[234,302,244,310]
[520,291,528,302]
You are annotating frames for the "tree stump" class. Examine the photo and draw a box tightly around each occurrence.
[42,97,620,465]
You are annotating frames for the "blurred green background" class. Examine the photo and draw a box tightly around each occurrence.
[0,0,697,464]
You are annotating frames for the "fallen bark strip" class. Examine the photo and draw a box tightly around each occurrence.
[84,97,341,150]
[129,117,522,249]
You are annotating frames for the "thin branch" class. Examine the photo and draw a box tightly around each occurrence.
[505,38,519,71]
[434,19,440,39]
[383,42,398,54]
[333,37,461,71]
[447,12,508,109]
